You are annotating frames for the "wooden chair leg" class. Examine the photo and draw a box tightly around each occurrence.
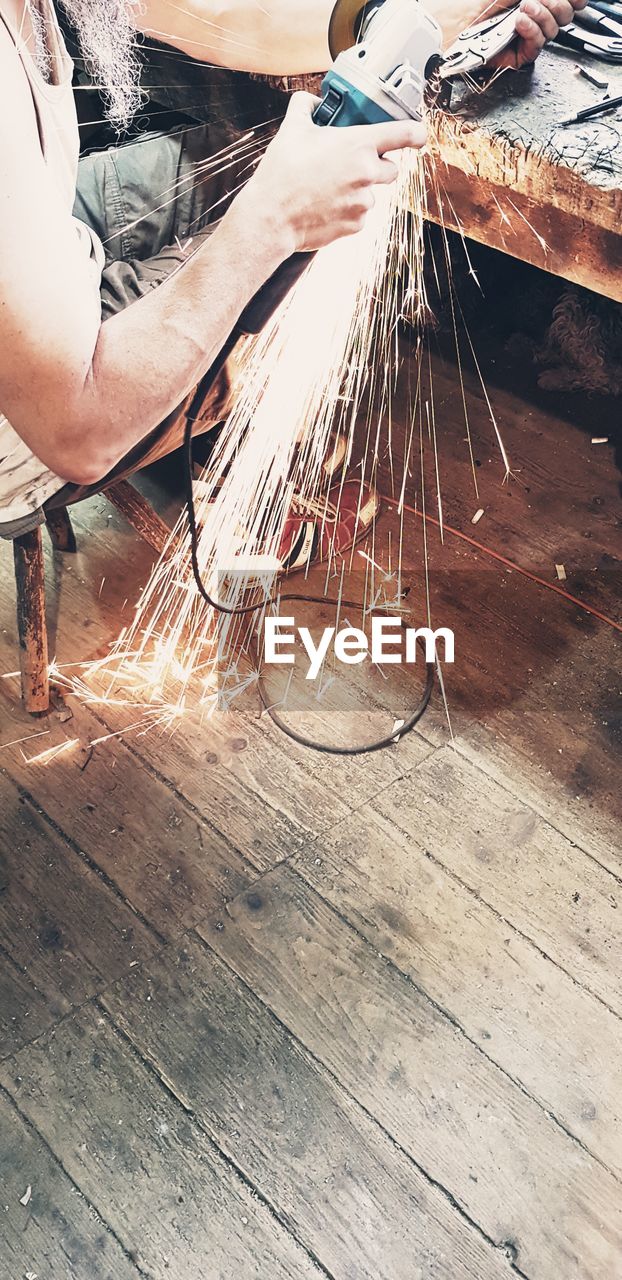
[105,479,172,555]
[13,527,49,714]
[45,506,77,553]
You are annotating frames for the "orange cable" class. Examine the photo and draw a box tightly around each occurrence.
[385,497,622,637]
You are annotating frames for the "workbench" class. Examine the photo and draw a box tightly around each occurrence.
[141,40,622,303]
[255,47,622,302]
[431,47,622,302]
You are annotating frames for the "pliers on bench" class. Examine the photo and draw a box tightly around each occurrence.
[438,0,622,80]
[438,6,523,80]
[553,2,622,59]
[553,22,622,59]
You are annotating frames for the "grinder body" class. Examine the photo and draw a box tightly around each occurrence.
[316,0,442,126]
[237,0,441,333]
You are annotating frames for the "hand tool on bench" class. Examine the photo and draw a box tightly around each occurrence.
[555,17,622,58]
[588,1,622,19]
[575,4,622,34]
[560,88,622,121]
[436,5,524,80]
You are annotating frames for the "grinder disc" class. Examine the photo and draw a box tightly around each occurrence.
[328,0,386,57]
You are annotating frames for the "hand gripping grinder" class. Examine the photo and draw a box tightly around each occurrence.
[237,0,443,333]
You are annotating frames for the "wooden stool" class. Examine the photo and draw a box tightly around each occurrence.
[12,479,173,715]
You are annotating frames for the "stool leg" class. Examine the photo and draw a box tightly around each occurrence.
[13,528,49,714]
[105,480,172,555]
[45,506,77,553]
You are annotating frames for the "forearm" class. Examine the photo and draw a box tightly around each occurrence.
[49,202,289,484]
[134,0,496,77]
[134,0,334,74]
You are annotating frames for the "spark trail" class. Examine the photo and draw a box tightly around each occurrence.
[54,120,514,736]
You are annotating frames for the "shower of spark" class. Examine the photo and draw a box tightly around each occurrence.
[60,140,433,724]
[52,111,520,736]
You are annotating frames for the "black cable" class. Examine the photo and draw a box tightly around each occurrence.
[180,342,434,755]
[254,642,434,755]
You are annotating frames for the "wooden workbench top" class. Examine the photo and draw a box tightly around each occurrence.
[255,45,622,299]
[431,47,622,300]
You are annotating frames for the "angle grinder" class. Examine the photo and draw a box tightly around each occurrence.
[236,0,443,334]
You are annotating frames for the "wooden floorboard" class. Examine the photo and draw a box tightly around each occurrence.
[369,747,621,1014]
[0,313,619,1277]
[291,799,622,1181]
[390,348,622,595]
[0,1091,141,1278]
[199,866,622,1279]
[0,940,62,1061]
[0,1007,327,1280]
[362,504,621,867]
[370,339,622,861]
[0,769,158,1056]
[0,692,255,941]
[97,933,517,1280]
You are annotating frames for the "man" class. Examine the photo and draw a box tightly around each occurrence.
[0,0,584,560]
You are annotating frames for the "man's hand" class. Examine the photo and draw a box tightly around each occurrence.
[235,92,427,254]
[487,0,588,68]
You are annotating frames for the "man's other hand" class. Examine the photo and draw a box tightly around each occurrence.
[487,0,588,68]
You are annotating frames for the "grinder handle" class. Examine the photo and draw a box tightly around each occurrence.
[236,251,315,335]
[232,93,342,337]
[234,94,331,336]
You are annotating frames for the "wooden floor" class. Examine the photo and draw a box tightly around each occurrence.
[0,318,620,1279]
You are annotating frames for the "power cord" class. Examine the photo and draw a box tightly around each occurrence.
[180,347,434,755]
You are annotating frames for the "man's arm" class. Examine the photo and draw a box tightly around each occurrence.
[133,0,334,75]
[134,0,586,76]
[0,26,424,486]
[0,23,288,486]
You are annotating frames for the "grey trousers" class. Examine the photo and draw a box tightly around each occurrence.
[76,120,242,318]
[41,120,244,513]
